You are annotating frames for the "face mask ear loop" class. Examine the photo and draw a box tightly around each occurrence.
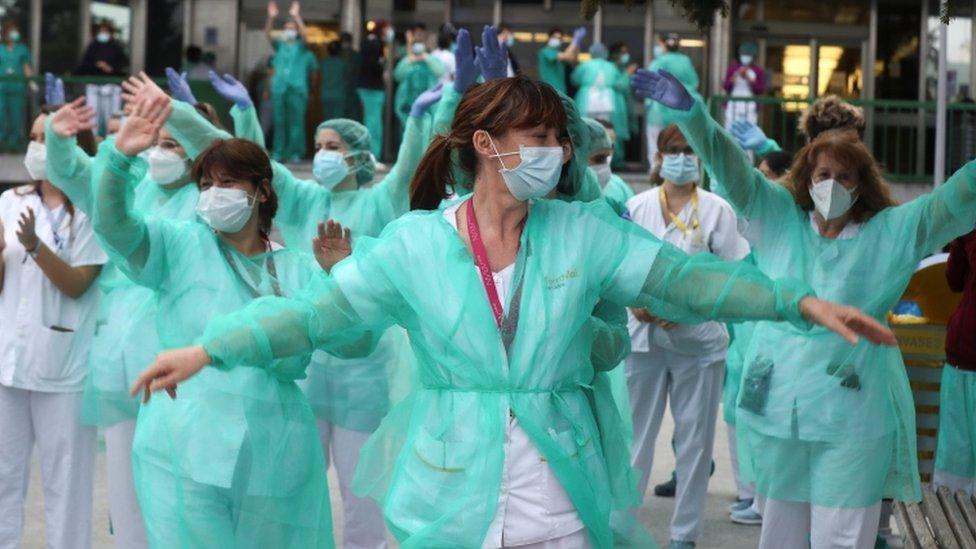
[485,132,512,173]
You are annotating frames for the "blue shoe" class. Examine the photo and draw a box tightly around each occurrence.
[730,506,763,525]
[669,540,695,549]
[728,497,753,513]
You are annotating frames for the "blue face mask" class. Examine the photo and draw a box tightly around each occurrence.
[8,31,20,42]
[411,42,426,55]
[506,35,516,47]
[619,53,631,65]
[660,153,699,186]
[283,29,298,41]
[653,45,664,58]
[96,32,111,43]
[313,150,352,190]
[488,134,564,201]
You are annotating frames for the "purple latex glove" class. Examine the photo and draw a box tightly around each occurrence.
[165,67,197,104]
[475,25,509,81]
[44,73,65,106]
[631,69,693,111]
[730,120,769,151]
[453,28,480,94]
[410,83,444,117]
[208,71,254,109]
[571,26,587,48]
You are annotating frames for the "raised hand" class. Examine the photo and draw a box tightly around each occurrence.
[15,208,38,252]
[799,297,897,347]
[312,220,352,273]
[288,0,300,18]
[120,71,170,107]
[208,70,253,109]
[631,69,693,111]
[453,28,480,94]
[409,82,443,117]
[49,97,97,138]
[130,346,211,403]
[115,95,173,157]
[165,67,197,105]
[730,120,769,152]
[267,0,279,18]
[475,25,508,81]
[571,26,587,47]
[44,73,65,106]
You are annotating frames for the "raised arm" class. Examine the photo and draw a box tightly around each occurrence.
[289,1,308,41]
[264,1,278,43]
[633,69,793,220]
[45,98,98,213]
[208,71,265,148]
[906,159,976,257]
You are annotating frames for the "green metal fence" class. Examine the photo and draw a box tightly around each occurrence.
[709,95,976,184]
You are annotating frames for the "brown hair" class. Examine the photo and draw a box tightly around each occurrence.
[194,102,225,130]
[799,96,866,142]
[191,138,278,236]
[787,129,896,223]
[409,75,568,210]
[650,124,690,185]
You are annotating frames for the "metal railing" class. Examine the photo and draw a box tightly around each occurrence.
[708,95,976,184]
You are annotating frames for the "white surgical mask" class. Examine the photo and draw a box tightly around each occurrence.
[196,187,255,233]
[23,141,47,181]
[96,32,111,43]
[740,54,754,65]
[283,29,298,41]
[313,150,351,190]
[660,153,699,186]
[9,31,20,42]
[411,42,426,55]
[809,178,857,221]
[488,134,564,201]
[653,44,665,58]
[547,37,562,49]
[593,160,613,188]
[147,146,188,185]
[385,28,395,42]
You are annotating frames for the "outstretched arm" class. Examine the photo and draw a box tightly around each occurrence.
[45,98,98,213]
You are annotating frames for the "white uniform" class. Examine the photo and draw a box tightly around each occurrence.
[0,187,107,549]
[624,186,749,544]
[444,203,590,549]
[431,48,456,85]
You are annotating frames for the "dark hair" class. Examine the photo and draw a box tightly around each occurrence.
[497,23,512,33]
[191,139,278,236]
[650,124,690,185]
[548,27,563,38]
[193,102,224,130]
[799,96,866,142]
[186,45,203,63]
[411,23,427,32]
[327,40,342,56]
[760,150,793,179]
[95,20,114,34]
[787,129,896,223]
[665,33,680,51]
[409,76,567,210]
[437,24,456,50]
[609,42,627,56]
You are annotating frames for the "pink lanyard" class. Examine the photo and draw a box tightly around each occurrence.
[465,199,522,331]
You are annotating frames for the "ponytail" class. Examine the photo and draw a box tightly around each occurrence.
[409,135,456,211]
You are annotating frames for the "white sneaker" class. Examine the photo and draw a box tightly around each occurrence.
[730,507,763,526]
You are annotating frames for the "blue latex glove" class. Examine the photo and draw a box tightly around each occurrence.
[572,26,587,48]
[730,120,769,151]
[410,83,444,117]
[165,67,197,104]
[453,28,480,94]
[631,69,693,111]
[475,25,508,81]
[44,73,65,106]
[208,71,254,109]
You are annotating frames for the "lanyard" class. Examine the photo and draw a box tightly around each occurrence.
[219,239,283,299]
[659,186,700,238]
[465,199,526,347]
[39,202,68,251]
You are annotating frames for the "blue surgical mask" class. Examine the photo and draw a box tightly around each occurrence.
[740,54,754,66]
[283,29,298,41]
[653,45,665,58]
[619,53,631,65]
[96,32,111,43]
[547,37,562,49]
[8,31,20,42]
[488,134,564,201]
[313,150,351,190]
[506,35,516,47]
[660,153,699,186]
[411,42,426,55]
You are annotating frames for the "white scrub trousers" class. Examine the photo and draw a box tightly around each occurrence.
[105,420,149,548]
[0,385,96,549]
[626,350,723,543]
[726,424,755,501]
[317,420,389,549]
[758,498,882,549]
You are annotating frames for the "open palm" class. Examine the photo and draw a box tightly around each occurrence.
[49,97,97,138]
[312,220,352,273]
[115,95,172,157]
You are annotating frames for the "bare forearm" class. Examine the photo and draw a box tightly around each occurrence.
[31,244,101,298]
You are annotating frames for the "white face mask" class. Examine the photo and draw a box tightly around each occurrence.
[411,42,426,55]
[810,178,857,221]
[147,146,188,185]
[740,54,754,65]
[96,32,111,43]
[593,160,613,188]
[487,134,564,201]
[23,141,47,181]
[653,44,665,58]
[547,37,562,49]
[660,153,699,186]
[313,150,351,190]
[196,186,256,234]
[283,29,298,41]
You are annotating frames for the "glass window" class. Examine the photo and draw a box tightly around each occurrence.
[39,0,82,73]
[764,0,869,25]
[875,1,922,100]
[0,0,31,44]
[924,1,972,101]
[818,44,861,98]
[145,0,184,76]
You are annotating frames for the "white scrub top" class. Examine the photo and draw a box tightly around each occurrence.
[625,185,750,360]
[0,187,107,392]
[431,48,456,84]
[442,201,586,547]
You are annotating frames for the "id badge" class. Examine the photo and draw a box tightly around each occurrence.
[739,355,774,416]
